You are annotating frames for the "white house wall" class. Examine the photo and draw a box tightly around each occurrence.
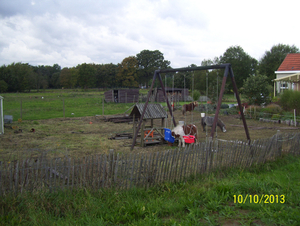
[275,71,300,94]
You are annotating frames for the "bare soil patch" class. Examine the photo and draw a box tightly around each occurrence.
[1,110,299,161]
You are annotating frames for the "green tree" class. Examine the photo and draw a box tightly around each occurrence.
[77,63,96,90]
[0,80,8,92]
[69,67,79,88]
[116,56,139,88]
[219,46,258,92]
[243,74,271,105]
[258,44,299,83]
[95,63,118,88]
[174,64,199,90]
[136,50,171,87]
[60,68,72,88]
[48,64,61,88]
[6,63,33,92]
[51,72,61,88]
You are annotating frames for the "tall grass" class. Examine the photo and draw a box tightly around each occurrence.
[1,154,299,225]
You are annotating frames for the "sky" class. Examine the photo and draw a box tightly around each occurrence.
[0,0,299,69]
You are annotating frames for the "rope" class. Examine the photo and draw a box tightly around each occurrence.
[171,74,174,129]
[192,71,194,124]
[205,70,208,143]
[184,74,186,124]
[165,74,168,128]
[215,72,219,152]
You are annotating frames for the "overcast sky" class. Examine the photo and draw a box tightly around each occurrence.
[0,0,299,69]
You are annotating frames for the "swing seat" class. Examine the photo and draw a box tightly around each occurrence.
[164,128,175,143]
[183,135,195,144]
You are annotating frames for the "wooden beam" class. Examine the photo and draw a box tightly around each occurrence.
[131,72,157,150]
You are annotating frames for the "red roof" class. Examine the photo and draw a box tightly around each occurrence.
[277,53,300,71]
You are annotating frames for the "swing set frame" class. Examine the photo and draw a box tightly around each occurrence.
[131,63,250,150]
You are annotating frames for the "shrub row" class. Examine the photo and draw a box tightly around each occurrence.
[279,90,300,113]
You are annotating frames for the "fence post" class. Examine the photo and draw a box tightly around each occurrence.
[294,109,296,127]
[20,100,22,120]
[102,98,104,116]
[63,98,65,118]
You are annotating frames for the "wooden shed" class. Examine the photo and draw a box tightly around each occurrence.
[104,89,139,103]
[130,103,168,147]
[151,88,189,102]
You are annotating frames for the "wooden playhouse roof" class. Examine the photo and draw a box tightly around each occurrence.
[130,103,167,119]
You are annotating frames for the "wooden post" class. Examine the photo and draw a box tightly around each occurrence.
[133,114,136,137]
[125,93,127,104]
[294,109,296,127]
[102,98,104,116]
[63,98,65,118]
[161,118,165,144]
[141,120,145,147]
[20,100,22,120]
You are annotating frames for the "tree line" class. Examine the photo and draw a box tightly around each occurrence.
[0,44,299,97]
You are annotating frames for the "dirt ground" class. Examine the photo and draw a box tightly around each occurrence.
[1,109,299,161]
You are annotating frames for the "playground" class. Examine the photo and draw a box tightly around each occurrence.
[1,107,299,161]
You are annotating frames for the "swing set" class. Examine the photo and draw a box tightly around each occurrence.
[130,63,250,150]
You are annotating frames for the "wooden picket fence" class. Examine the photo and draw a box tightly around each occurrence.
[1,132,300,196]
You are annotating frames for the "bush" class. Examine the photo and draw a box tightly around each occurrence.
[243,74,271,106]
[193,90,201,101]
[260,104,283,114]
[279,90,300,113]
[220,104,229,109]
[271,114,281,120]
[221,107,238,115]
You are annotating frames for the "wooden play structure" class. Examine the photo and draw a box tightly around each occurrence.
[131,64,251,150]
[130,103,167,147]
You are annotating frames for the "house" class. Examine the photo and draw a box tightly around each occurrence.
[274,53,300,96]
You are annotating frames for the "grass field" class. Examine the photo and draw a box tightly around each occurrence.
[0,154,299,225]
[1,90,136,121]
[0,90,245,121]
[1,89,299,161]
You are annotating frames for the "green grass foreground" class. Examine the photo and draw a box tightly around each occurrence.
[1,154,299,225]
